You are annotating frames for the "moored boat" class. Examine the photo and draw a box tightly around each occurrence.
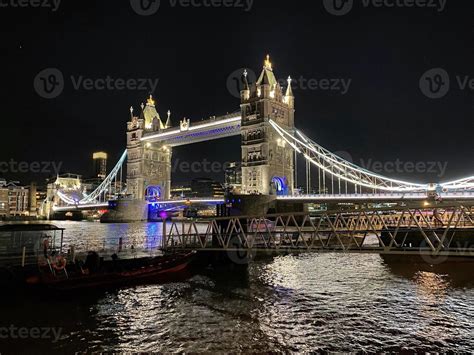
[26,250,196,291]
[0,223,196,291]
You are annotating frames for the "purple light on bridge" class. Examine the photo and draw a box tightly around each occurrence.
[159,211,168,220]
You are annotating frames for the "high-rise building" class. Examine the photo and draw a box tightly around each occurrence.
[170,184,192,198]
[191,178,225,198]
[7,184,29,217]
[0,180,31,218]
[225,162,242,192]
[35,187,47,216]
[29,182,37,217]
[93,152,108,180]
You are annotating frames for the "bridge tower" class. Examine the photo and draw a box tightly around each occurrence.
[126,96,172,201]
[240,55,295,195]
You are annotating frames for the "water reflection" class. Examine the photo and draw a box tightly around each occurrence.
[144,223,161,251]
[256,253,474,352]
[414,271,450,303]
[2,222,474,352]
[86,270,279,353]
[52,221,165,257]
[383,260,474,289]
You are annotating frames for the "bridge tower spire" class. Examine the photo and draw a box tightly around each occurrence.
[284,76,295,108]
[241,69,250,101]
[165,110,172,129]
[240,55,295,195]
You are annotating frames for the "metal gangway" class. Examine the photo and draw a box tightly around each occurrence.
[161,204,474,258]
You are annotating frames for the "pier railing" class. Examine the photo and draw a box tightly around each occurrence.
[161,205,474,256]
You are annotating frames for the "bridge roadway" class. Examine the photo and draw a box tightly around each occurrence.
[52,192,474,212]
[52,198,225,212]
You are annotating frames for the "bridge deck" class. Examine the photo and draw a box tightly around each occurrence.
[54,191,474,212]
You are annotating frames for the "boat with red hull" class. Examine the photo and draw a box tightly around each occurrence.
[0,224,196,292]
[26,251,196,291]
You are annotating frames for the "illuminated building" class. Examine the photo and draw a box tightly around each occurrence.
[44,174,83,217]
[240,55,295,195]
[0,180,32,218]
[191,178,225,198]
[0,179,8,217]
[35,187,47,216]
[170,185,192,198]
[93,152,108,180]
[29,182,37,217]
[127,95,172,200]
[8,184,30,217]
[225,162,242,192]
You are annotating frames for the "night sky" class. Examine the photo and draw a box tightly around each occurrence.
[0,0,472,185]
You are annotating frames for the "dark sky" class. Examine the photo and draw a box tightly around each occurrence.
[0,0,472,185]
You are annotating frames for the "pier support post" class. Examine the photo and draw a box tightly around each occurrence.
[21,246,26,267]
[162,219,167,250]
[71,245,76,263]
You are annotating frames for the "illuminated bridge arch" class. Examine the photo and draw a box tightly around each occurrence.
[145,185,163,202]
[271,176,289,196]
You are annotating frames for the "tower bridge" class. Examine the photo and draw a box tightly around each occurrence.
[48,55,474,220]
[126,55,295,202]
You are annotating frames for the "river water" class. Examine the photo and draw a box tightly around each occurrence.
[1,221,474,353]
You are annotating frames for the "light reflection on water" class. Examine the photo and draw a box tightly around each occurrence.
[52,221,166,256]
[1,221,474,353]
[256,254,474,352]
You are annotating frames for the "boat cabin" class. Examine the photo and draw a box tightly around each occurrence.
[0,224,65,266]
